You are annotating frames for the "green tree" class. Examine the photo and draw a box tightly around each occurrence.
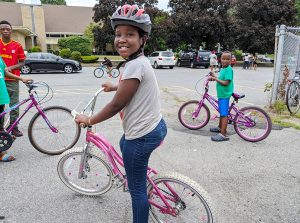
[41,0,66,5]
[84,22,99,48]
[295,0,300,25]
[58,36,91,56]
[0,0,16,2]
[232,0,297,54]
[169,0,232,50]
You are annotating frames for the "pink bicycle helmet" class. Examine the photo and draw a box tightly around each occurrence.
[111,4,152,34]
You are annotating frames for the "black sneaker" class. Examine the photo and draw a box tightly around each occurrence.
[11,127,23,137]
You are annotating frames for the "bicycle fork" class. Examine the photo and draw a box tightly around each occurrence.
[78,143,92,179]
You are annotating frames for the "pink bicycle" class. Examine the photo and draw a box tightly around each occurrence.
[178,72,272,142]
[57,88,214,223]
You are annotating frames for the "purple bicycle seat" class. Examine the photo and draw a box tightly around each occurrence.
[232,93,245,99]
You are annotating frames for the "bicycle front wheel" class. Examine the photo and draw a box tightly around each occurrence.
[234,106,272,142]
[57,147,113,196]
[286,81,300,114]
[110,68,120,78]
[93,68,104,78]
[148,172,214,223]
[28,106,81,155]
[178,100,210,130]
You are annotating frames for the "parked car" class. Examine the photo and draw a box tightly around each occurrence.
[216,52,237,67]
[177,50,210,68]
[148,51,176,69]
[21,52,82,74]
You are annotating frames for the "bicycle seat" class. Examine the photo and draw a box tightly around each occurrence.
[232,93,245,100]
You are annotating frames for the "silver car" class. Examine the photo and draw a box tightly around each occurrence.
[148,51,177,69]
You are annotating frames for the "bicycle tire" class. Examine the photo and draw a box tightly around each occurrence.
[178,100,210,130]
[286,81,300,114]
[234,106,272,142]
[110,68,120,78]
[28,106,81,155]
[93,68,104,78]
[147,172,214,223]
[57,147,114,196]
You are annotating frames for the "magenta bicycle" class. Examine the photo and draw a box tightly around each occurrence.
[57,88,214,223]
[178,72,272,142]
[0,81,81,155]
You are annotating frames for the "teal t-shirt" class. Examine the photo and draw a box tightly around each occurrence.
[0,57,10,105]
[216,65,234,98]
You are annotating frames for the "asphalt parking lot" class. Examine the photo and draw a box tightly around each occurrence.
[0,66,299,223]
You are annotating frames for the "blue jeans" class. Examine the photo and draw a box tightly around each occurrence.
[119,118,167,223]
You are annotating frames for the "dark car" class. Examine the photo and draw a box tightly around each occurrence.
[21,52,82,74]
[177,50,210,68]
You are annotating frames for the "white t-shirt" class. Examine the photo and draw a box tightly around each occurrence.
[121,56,162,140]
[210,53,218,66]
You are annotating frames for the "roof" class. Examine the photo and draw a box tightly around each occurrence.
[43,4,94,33]
[0,2,23,26]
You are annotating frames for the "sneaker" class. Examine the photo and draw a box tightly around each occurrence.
[211,133,229,142]
[11,127,23,137]
[209,127,221,133]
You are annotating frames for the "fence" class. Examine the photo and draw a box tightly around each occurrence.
[271,25,300,104]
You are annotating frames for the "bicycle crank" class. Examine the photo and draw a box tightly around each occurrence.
[0,132,14,152]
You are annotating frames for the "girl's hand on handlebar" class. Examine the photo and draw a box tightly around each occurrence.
[102,82,117,92]
[75,114,90,125]
[208,74,216,81]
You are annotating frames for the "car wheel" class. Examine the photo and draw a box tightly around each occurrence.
[170,66,174,69]
[205,66,209,69]
[177,60,181,67]
[154,62,159,69]
[64,64,73,73]
[190,61,195,68]
[21,65,31,74]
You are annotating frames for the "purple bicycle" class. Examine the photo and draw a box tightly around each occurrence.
[0,82,81,155]
[178,72,272,142]
[57,88,214,223]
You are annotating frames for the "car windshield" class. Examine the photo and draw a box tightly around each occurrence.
[161,52,174,57]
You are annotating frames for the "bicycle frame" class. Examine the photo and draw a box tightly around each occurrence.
[0,85,58,133]
[77,88,185,215]
[195,73,255,127]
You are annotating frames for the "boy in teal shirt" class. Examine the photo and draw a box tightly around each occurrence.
[209,52,234,141]
[0,57,31,161]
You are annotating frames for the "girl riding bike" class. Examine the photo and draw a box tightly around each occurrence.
[75,4,167,223]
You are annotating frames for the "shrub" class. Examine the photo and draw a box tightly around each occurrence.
[71,51,82,61]
[232,50,243,61]
[31,46,42,52]
[273,100,286,114]
[60,48,71,58]
[81,56,99,63]
[58,36,92,56]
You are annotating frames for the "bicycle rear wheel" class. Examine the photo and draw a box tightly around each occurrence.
[178,100,210,130]
[110,68,120,78]
[93,68,104,78]
[57,147,113,196]
[234,106,272,142]
[286,81,300,114]
[28,106,81,155]
[148,172,214,223]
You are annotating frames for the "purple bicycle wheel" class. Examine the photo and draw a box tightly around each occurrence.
[234,106,272,142]
[178,100,210,130]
